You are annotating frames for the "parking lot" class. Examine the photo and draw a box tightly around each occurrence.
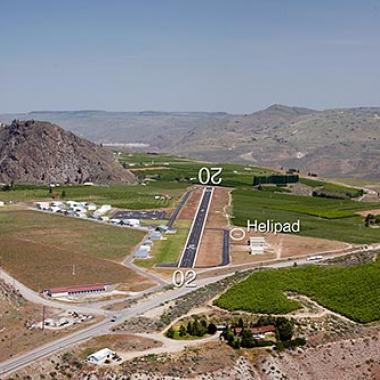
[112,210,167,220]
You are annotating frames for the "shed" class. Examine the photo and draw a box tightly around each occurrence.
[87,348,115,365]
[133,248,149,259]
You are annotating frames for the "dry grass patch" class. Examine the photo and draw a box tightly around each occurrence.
[0,209,153,291]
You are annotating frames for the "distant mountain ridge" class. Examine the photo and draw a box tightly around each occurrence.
[0,120,136,185]
[1,104,380,179]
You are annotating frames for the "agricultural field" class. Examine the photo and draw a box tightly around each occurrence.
[122,152,273,188]
[0,182,187,210]
[0,209,152,291]
[215,258,380,323]
[135,220,191,268]
[232,188,380,244]
[300,177,363,196]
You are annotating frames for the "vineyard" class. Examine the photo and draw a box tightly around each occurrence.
[214,259,380,323]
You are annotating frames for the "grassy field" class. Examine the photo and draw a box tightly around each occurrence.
[232,188,380,244]
[214,259,380,323]
[135,220,191,268]
[0,182,187,210]
[0,209,151,291]
[300,177,363,197]
[121,152,273,188]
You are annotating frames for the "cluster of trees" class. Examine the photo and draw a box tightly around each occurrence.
[223,328,273,349]
[364,214,380,227]
[253,175,299,187]
[166,317,217,339]
[222,316,306,351]
[1,182,13,191]
[312,189,351,200]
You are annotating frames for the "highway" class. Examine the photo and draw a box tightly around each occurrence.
[0,273,227,377]
[178,186,214,268]
[2,242,379,376]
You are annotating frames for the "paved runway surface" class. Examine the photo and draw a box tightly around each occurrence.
[221,229,230,266]
[112,210,167,220]
[166,190,191,228]
[178,187,214,268]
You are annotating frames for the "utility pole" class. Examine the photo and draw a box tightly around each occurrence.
[41,305,46,331]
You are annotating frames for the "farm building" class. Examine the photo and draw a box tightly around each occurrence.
[149,230,163,241]
[156,225,176,234]
[133,246,150,259]
[250,237,267,255]
[251,325,276,339]
[43,283,112,298]
[95,204,112,216]
[87,348,115,365]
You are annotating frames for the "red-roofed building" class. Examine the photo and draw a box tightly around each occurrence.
[43,283,112,298]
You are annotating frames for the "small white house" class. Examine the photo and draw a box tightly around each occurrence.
[250,237,267,255]
[94,204,112,217]
[149,231,163,241]
[87,348,115,365]
[122,218,140,227]
[50,206,63,213]
[51,201,64,207]
[36,202,50,210]
[0,201,4,207]
[86,203,97,211]
[133,247,150,259]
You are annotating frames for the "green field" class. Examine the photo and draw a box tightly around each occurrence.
[0,182,186,209]
[214,259,380,323]
[135,220,191,268]
[0,209,151,291]
[300,178,363,198]
[232,188,380,243]
[121,152,273,188]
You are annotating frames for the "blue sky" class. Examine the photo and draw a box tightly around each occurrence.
[0,0,379,113]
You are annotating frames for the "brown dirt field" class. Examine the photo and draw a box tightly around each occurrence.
[195,229,224,267]
[356,208,380,217]
[121,341,239,378]
[204,187,230,228]
[177,188,203,220]
[0,209,153,291]
[0,297,101,362]
[230,231,349,265]
[76,333,163,358]
[256,329,380,380]
[195,187,231,268]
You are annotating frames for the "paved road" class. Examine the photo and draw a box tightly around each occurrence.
[221,229,230,266]
[0,273,227,377]
[178,187,214,268]
[0,269,107,316]
[167,190,192,228]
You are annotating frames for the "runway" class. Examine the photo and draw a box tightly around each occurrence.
[178,186,214,268]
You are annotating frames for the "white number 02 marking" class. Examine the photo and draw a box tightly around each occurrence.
[172,270,197,288]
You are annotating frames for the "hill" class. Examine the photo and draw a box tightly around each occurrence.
[1,105,380,179]
[0,120,135,185]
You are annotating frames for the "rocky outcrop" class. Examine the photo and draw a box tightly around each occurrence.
[0,120,135,185]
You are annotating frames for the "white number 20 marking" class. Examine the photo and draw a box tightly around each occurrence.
[198,167,223,185]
